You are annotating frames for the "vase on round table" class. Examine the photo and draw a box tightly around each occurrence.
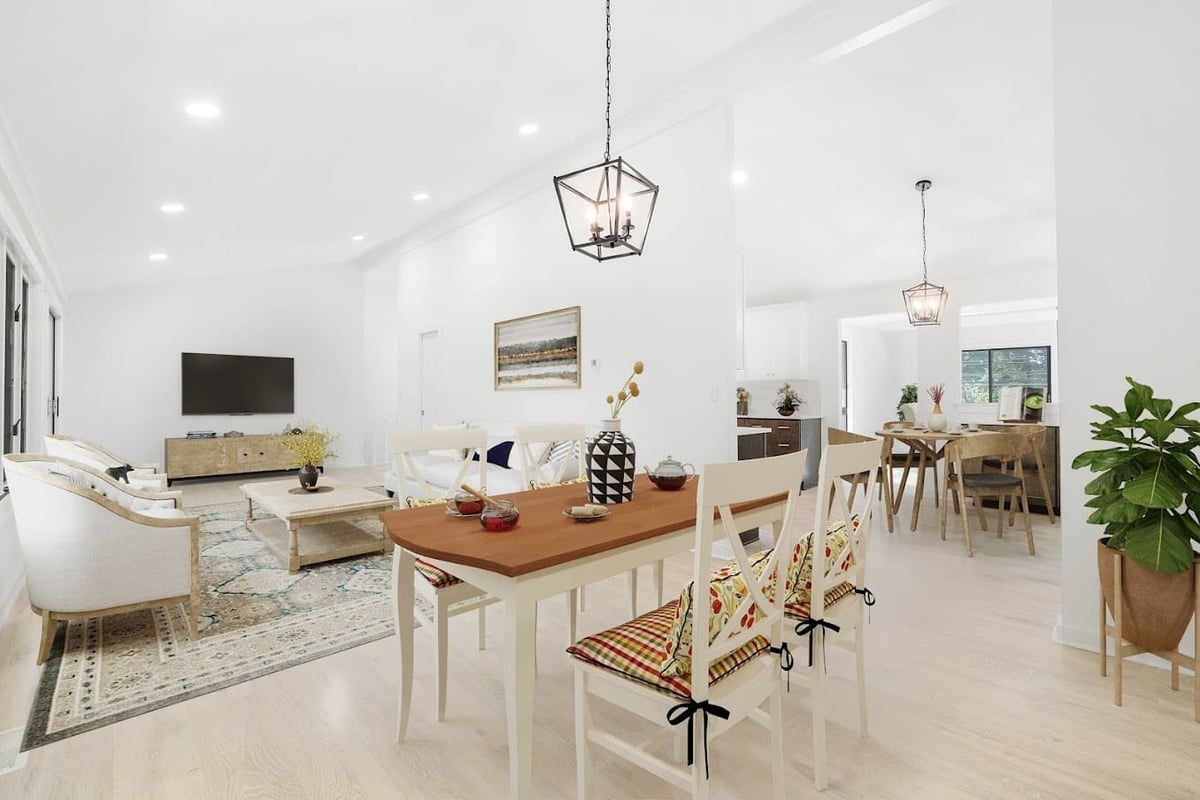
[298,464,319,490]
[586,419,636,504]
[928,403,948,432]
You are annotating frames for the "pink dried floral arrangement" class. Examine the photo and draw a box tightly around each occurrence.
[927,383,946,405]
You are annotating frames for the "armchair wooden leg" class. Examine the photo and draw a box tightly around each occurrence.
[37,611,57,665]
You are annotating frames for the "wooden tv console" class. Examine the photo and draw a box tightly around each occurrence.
[165,434,297,482]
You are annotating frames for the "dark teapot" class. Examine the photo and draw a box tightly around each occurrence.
[645,455,696,491]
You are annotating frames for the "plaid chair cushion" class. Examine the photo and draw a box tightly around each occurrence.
[659,518,858,678]
[786,580,856,619]
[567,600,769,700]
[414,559,463,589]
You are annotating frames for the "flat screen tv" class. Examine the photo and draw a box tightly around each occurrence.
[181,352,294,415]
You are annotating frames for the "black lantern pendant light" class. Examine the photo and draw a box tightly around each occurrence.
[553,0,659,261]
[902,179,949,326]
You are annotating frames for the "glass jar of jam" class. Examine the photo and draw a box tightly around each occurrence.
[480,500,520,532]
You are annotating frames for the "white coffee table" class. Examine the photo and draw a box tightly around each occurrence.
[240,477,396,572]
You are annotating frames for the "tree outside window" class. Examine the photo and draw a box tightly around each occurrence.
[960,346,1051,403]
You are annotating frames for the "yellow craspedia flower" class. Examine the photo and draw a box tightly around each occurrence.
[629,382,640,397]
[618,390,628,401]
[606,395,614,404]
[633,361,644,374]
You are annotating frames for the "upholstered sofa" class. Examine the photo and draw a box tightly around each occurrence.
[44,433,168,491]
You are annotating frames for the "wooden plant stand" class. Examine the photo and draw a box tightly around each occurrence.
[1099,552,1199,722]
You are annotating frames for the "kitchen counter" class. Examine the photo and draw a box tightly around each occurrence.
[736,426,771,436]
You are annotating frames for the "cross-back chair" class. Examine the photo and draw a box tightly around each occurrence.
[939,432,1035,557]
[390,427,500,732]
[826,428,893,532]
[567,451,806,799]
[784,437,881,790]
[515,422,663,618]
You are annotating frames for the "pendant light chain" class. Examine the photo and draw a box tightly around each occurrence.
[921,184,929,282]
[604,0,612,162]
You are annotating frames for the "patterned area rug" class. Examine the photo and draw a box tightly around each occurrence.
[22,498,414,750]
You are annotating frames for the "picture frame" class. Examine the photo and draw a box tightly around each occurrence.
[494,305,582,390]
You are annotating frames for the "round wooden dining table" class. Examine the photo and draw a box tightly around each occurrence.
[874,427,993,531]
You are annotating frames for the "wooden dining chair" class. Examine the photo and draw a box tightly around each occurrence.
[939,432,1035,557]
[390,428,500,732]
[784,438,881,790]
[983,424,1057,525]
[567,452,803,799]
[826,428,893,533]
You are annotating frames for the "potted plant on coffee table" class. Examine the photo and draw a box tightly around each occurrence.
[1072,377,1200,654]
[281,425,339,491]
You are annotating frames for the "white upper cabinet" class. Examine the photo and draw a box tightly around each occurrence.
[742,302,810,379]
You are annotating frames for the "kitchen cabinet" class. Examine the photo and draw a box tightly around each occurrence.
[742,303,810,379]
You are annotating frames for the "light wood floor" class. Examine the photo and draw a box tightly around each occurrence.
[2,466,1199,799]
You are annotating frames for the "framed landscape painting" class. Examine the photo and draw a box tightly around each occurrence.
[494,306,581,390]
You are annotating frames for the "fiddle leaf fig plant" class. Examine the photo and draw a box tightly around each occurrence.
[1071,377,1200,573]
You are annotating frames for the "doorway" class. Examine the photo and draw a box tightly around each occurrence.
[418,330,440,431]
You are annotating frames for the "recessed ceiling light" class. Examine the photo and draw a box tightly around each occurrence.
[351,235,365,242]
[148,252,168,262]
[160,202,186,214]
[518,122,539,136]
[731,170,748,185]
[413,192,430,202]
[185,101,221,119]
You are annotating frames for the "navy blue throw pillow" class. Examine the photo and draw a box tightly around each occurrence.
[472,440,514,469]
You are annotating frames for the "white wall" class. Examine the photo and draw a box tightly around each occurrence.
[373,105,739,468]
[1054,0,1200,655]
[362,264,399,463]
[736,378,820,419]
[0,114,69,628]
[842,320,917,435]
[62,263,367,468]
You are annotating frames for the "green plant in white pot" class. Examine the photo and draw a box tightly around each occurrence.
[1072,377,1200,651]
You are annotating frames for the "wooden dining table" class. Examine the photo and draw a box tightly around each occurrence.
[381,473,786,800]
[874,427,993,531]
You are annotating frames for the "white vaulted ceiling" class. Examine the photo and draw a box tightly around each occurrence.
[0,0,1055,300]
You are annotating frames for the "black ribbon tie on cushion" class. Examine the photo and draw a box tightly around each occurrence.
[666,698,731,779]
[768,642,794,690]
[793,618,841,669]
[104,464,134,483]
[853,586,876,622]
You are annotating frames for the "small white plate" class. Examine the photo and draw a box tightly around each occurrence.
[562,508,611,523]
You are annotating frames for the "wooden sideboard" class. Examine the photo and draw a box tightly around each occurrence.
[737,416,822,488]
[165,434,297,483]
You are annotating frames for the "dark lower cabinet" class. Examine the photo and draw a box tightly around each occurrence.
[738,417,823,488]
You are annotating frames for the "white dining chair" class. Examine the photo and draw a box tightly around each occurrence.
[390,428,500,732]
[784,437,881,790]
[567,451,804,799]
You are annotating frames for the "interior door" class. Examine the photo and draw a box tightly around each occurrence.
[418,330,440,431]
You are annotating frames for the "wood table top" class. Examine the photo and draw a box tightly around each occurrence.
[381,473,785,578]
[241,478,394,518]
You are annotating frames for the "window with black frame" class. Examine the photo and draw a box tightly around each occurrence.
[961,346,1051,403]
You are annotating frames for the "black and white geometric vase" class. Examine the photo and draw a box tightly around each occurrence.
[586,419,636,504]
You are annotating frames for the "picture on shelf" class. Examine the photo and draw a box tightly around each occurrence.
[494,305,581,390]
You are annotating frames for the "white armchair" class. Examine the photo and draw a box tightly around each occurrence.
[3,454,199,664]
[44,433,168,491]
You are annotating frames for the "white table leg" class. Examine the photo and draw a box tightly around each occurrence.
[504,589,538,800]
[393,547,415,742]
